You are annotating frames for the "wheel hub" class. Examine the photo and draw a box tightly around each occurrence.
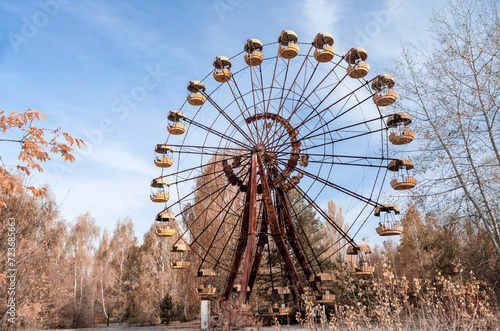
[254,144,266,156]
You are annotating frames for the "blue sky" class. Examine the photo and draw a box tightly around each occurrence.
[0,0,446,243]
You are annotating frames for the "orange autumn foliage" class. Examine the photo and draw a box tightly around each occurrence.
[0,109,84,207]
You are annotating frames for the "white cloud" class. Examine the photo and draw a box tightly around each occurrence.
[300,0,345,37]
[85,142,156,178]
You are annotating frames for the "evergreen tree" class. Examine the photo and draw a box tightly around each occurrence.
[286,189,332,271]
[159,294,174,324]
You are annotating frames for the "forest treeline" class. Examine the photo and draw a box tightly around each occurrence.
[0,189,199,329]
[0,187,498,329]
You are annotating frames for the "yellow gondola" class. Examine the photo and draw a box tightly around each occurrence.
[196,268,217,298]
[154,209,175,237]
[347,245,375,276]
[154,144,174,168]
[268,304,293,316]
[213,56,232,82]
[196,285,216,298]
[374,205,403,236]
[170,244,190,269]
[345,47,370,78]
[278,30,299,59]
[150,178,170,203]
[388,158,417,190]
[156,228,175,237]
[244,39,264,66]
[387,113,415,145]
[313,32,335,63]
[170,261,190,269]
[267,286,293,316]
[372,74,398,107]
[197,269,216,277]
[167,110,186,135]
[187,81,206,106]
[309,273,336,304]
[267,286,292,296]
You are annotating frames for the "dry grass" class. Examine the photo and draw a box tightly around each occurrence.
[210,299,262,331]
[292,260,499,331]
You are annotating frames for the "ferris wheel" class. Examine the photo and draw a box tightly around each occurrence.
[149,31,416,310]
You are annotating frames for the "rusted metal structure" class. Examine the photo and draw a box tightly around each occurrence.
[149,30,416,309]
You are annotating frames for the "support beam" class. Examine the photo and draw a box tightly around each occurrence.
[257,156,305,295]
[223,154,258,300]
[240,154,258,305]
[247,209,269,300]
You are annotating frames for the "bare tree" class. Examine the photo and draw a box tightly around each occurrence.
[109,217,137,324]
[94,230,112,324]
[0,190,68,329]
[325,200,349,261]
[66,212,100,327]
[392,0,500,257]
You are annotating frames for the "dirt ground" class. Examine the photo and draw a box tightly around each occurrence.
[43,320,303,331]
[45,320,200,331]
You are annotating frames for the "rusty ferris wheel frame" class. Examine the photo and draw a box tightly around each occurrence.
[150,31,414,307]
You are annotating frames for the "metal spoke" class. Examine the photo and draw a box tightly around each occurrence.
[193,189,243,269]
[272,114,390,152]
[167,157,251,212]
[300,127,386,152]
[270,88,374,152]
[275,158,380,208]
[184,117,252,149]
[263,46,314,147]
[274,152,394,168]
[159,154,246,178]
[265,68,349,149]
[297,93,375,145]
[226,73,261,144]
[202,92,256,144]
